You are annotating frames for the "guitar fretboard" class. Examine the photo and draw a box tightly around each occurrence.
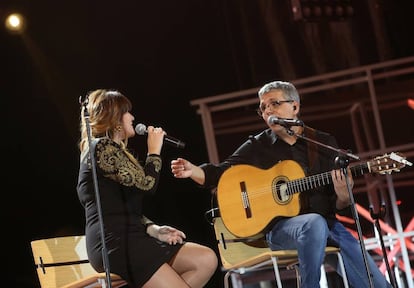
[284,162,369,195]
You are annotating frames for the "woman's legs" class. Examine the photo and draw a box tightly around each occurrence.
[142,263,191,288]
[143,242,218,288]
[171,242,218,287]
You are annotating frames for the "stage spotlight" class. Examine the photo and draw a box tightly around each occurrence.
[5,13,26,34]
[408,99,414,110]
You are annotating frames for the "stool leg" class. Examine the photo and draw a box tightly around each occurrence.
[320,264,328,288]
[270,256,283,288]
[336,252,349,288]
[294,264,301,288]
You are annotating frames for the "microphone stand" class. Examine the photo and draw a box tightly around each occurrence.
[369,203,398,288]
[285,125,375,288]
[80,96,113,288]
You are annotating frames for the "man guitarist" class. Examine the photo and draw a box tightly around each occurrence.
[171,81,392,288]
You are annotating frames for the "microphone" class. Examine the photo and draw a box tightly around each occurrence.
[267,115,304,127]
[135,123,186,149]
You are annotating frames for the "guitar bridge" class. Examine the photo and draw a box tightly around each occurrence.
[240,181,252,218]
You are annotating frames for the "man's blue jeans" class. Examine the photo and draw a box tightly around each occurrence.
[266,213,393,288]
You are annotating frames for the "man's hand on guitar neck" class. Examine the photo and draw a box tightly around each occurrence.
[332,168,354,210]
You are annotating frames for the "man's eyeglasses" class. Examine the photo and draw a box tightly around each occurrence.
[257,100,294,115]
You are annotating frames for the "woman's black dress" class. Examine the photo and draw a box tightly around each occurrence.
[77,138,183,287]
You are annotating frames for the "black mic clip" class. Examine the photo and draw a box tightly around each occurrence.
[369,203,386,221]
[79,94,89,107]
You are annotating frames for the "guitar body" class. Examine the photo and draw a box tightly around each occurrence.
[216,152,409,238]
[217,160,304,238]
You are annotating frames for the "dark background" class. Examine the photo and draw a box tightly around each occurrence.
[2,1,413,287]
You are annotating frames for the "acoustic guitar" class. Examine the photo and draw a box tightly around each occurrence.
[216,152,411,237]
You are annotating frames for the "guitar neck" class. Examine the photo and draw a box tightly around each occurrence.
[286,162,369,194]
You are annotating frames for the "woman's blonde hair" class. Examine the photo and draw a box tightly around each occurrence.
[79,89,132,152]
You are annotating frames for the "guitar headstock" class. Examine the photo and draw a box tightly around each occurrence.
[368,152,412,175]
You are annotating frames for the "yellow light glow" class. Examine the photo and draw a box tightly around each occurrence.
[5,13,26,33]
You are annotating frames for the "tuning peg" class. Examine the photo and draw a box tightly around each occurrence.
[389,152,413,167]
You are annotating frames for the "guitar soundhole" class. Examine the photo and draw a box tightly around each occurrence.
[272,177,291,205]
